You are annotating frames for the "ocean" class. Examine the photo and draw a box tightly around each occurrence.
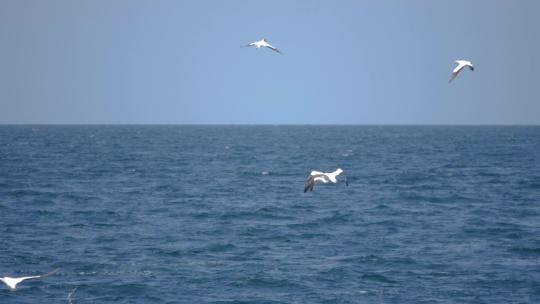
[0,125,539,303]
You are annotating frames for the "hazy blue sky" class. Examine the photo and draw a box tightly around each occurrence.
[1,0,539,124]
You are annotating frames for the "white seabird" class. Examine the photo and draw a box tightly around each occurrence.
[0,269,59,291]
[242,38,282,54]
[304,168,348,193]
[449,60,474,83]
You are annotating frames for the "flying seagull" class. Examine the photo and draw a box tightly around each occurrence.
[242,38,282,54]
[449,60,474,83]
[0,269,59,291]
[304,168,348,193]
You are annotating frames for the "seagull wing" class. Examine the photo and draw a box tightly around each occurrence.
[454,61,467,72]
[449,63,466,83]
[304,174,326,192]
[16,275,42,283]
[10,269,58,288]
[449,71,459,83]
[266,44,282,54]
[304,175,316,193]
[38,269,59,278]
[21,269,59,281]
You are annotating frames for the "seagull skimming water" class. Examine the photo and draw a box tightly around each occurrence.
[449,60,474,83]
[0,269,59,291]
[304,168,348,193]
[242,38,282,54]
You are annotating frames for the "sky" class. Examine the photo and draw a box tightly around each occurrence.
[1,0,539,125]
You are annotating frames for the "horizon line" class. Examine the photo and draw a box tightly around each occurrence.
[1,123,539,127]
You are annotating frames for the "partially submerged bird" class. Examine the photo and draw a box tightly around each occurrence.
[304,168,348,193]
[0,269,59,291]
[449,60,474,83]
[242,38,282,54]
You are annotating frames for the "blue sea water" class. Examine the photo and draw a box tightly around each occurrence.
[0,125,539,304]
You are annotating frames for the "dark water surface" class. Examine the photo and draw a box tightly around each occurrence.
[1,125,539,303]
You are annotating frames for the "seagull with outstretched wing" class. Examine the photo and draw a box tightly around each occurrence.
[242,38,282,54]
[449,60,474,83]
[304,168,347,193]
[0,269,59,291]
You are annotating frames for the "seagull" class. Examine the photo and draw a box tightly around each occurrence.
[449,60,474,83]
[242,38,282,54]
[304,168,348,193]
[0,269,59,291]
